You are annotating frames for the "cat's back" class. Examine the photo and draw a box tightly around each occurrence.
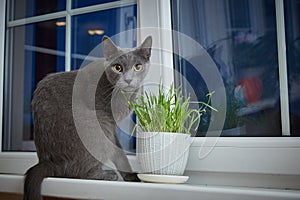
[32,70,78,109]
[31,70,95,164]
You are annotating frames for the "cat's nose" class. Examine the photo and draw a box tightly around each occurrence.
[125,79,133,84]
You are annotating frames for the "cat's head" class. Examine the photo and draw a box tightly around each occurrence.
[102,36,152,92]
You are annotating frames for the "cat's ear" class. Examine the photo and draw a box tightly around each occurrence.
[102,36,119,59]
[137,36,152,61]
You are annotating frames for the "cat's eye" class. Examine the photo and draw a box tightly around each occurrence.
[113,64,123,73]
[133,64,143,72]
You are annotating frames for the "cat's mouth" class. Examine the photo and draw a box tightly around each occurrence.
[120,86,137,92]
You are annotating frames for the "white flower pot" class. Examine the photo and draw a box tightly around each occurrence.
[137,132,191,175]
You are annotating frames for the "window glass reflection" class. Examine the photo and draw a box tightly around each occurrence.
[71,5,137,69]
[72,0,119,9]
[3,19,65,151]
[172,0,281,136]
[10,0,66,20]
[285,0,300,136]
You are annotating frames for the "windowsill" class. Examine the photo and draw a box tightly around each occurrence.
[1,137,300,186]
[0,174,300,200]
[1,137,300,197]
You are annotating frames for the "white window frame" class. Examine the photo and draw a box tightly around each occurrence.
[0,0,300,192]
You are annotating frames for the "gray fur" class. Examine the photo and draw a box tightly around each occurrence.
[23,36,152,200]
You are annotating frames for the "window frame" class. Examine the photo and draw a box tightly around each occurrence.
[0,0,6,156]
[0,0,300,191]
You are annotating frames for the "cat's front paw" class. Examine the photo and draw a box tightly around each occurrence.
[122,172,140,182]
[102,170,119,181]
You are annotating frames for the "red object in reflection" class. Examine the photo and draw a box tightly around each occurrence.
[238,77,263,104]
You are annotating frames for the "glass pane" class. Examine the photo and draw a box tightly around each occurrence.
[172,0,281,136]
[9,0,66,21]
[3,19,66,151]
[72,0,119,9]
[285,0,300,136]
[71,5,137,69]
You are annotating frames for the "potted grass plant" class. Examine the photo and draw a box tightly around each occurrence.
[128,83,215,183]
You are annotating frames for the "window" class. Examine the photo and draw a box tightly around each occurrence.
[285,0,300,135]
[0,0,299,190]
[2,0,137,151]
[171,0,300,137]
[3,18,66,151]
[9,0,66,20]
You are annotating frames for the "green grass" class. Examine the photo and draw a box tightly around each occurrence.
[127,83,216,135]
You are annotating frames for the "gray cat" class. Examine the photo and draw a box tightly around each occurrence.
[23,36,152,200]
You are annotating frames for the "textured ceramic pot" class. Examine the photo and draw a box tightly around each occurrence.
[137,132,191,175]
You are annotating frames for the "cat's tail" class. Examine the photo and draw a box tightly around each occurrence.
[23,161,55,200]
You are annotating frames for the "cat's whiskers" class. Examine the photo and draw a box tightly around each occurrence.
[100,84,115,97]
[102,87,118,102]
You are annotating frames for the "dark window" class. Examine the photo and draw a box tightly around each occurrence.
[172,0,284,136]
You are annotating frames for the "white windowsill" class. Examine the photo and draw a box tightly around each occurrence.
[1,137,300,174]
[1,137,300,187]
[1,137,300,198]
[0,174,300,200]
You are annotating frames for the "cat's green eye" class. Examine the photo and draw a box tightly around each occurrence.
[133,64,143,72]
[113,64,123,73]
